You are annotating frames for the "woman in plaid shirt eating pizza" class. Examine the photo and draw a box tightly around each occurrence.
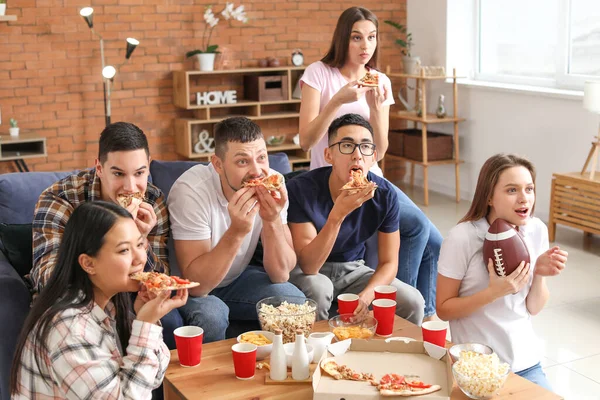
[10,201,188,399]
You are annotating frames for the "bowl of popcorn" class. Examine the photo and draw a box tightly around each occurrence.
[328,314,377,341]
[256,296,317,344]
[237,330,274,360]
[452,351,510,399]
[449,343,494,363]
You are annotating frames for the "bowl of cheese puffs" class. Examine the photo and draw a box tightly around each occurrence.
[237,330,274,360]
[328,314,377,341]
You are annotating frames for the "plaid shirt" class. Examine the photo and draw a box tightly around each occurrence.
[29,168,170,295]
[14,301,170,399]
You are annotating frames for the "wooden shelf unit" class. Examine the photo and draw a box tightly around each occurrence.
[384,66,464,206]
[172,66,308,170]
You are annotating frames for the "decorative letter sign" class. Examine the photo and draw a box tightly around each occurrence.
[196,90,237,106]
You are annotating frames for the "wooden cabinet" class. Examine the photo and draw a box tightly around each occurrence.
[383,67,465,206]
[549,172,600,241]
[0,133,47,172]
[172,66,309,170]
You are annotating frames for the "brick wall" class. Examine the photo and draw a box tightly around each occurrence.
[0,0,406,175]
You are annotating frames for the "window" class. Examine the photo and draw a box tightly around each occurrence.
[476,0,600,89]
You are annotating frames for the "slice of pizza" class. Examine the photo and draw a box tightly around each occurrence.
[376,374,442,397]
[320,360,373,382]
[130,271,200,292]
[358,71,379,87]
[340,170,376,194]
[117,192,144,208]
[242,174,283,198]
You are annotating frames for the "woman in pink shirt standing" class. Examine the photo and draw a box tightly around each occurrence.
[298,6,442,321]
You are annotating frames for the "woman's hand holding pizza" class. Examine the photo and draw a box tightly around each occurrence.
[255,185,286,223]
[135,287,188,325]
[366,83,389,112]
[331,184,376,222]
[333,81,372,106]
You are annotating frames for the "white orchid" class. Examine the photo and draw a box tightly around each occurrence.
[187,3,248,56]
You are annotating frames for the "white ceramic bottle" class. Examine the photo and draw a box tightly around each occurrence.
[291,329,310,380]
[270,329,287,381]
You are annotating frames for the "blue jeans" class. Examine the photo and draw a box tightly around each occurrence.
[516,362,552,391]
[178,266,305,342]
[364,185,442,317]
[159,308,184,350]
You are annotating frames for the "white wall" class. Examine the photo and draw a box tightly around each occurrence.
[405,0,598,222]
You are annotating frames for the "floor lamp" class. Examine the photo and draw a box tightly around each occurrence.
[79,7,139,127]
[582,81,600,181]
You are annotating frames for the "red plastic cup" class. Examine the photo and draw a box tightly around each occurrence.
[174,326,204,367]
[372,299,396,337]
[374,285,397,300]
[231,343,258,380]
[337,293,359,315]
[422,321,448,347]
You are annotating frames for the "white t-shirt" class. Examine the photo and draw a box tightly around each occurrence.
[437,217,549,372]
[167,164,288,288]
[300,61,395,176]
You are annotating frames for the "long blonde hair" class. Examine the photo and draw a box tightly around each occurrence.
[459,154,536,223]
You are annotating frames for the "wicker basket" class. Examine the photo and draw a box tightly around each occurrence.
[402,129,453,161]
[388,130,404,156]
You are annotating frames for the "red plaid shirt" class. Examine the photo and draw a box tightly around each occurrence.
[29,168,169,295]
[13,301,170,399]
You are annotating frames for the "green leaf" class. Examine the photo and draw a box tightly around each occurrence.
[186,50,203,58]
[384,20,406,33]
[206,44,219,53]
[396,39,408,48]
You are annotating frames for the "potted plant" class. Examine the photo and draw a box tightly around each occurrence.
[186,3,248,71]
[384,20,421,75]
[0,0,6,16]
[9,118,19,137]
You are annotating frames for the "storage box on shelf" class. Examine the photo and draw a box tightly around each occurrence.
[172,66,308,170]
[383,67,465,206]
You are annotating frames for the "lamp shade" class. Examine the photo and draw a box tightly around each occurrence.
[125,38,139,59]
[584,81,600,114]
[102,66,116,80]
[80,7,94,29]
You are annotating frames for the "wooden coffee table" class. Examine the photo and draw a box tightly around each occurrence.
[164,316,561,399]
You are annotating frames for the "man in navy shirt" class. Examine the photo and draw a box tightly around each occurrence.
[287,114,425,325]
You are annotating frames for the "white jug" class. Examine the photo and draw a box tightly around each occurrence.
[307,332,335,362]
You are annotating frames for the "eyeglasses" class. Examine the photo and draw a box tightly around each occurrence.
[329,141,376,156]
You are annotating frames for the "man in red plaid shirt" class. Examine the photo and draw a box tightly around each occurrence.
[28,122,188,348]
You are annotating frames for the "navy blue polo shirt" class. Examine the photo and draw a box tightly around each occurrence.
[287,167,400,263]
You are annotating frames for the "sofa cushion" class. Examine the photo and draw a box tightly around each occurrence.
[0,223,32,278]
[0,171,75,224]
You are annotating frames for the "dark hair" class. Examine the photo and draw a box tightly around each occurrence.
[11,201,134,395]
[459,154,537,223]
[98,122,150,163]
[213,116,263,158]
[321,7,379,69]
[327,113,374,143]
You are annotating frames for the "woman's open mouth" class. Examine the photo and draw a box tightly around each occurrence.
[515,208,529,218]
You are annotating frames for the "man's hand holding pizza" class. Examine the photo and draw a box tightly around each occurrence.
[130,201,158,238]
[330,184,376,223]
[255,184,286,223]
[228,187,260,236]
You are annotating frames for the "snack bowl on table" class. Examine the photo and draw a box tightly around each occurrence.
[452,351,510,399]
[449,343,494,364]
[236,330,274,360]
[328,314,377,341]
[283,343,314,367]
[256,296,317,344]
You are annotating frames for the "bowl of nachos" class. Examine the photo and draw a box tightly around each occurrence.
[328,314,377,341]
[236,330,274,360]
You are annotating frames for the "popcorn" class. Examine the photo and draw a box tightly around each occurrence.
[258,301,316,343]
[453,351,510,398]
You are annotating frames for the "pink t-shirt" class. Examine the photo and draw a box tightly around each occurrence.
[300,61,395,175]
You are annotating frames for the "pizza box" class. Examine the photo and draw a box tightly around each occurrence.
[312,339,452,400]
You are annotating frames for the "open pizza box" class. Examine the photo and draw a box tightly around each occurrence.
[312,339,453,400]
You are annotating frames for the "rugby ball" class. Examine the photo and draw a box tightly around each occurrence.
[483,218,530,277]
